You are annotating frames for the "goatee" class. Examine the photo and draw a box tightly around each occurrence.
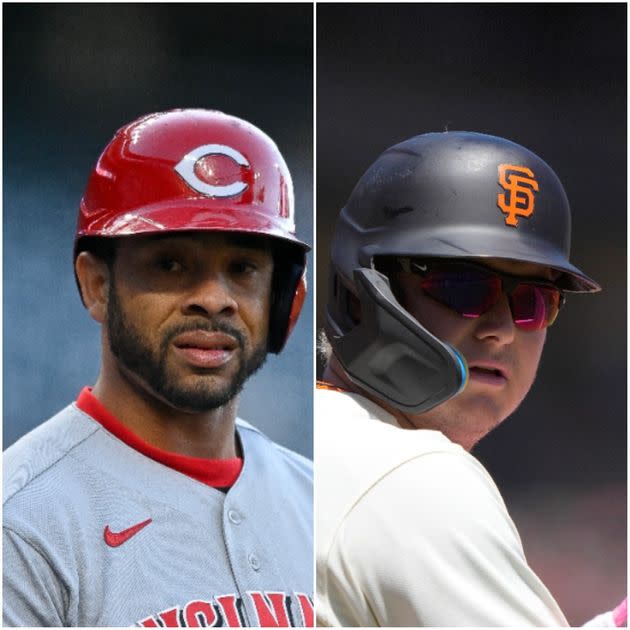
[107,283,268,412]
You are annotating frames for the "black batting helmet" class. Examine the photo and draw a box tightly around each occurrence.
[326,131,599,414]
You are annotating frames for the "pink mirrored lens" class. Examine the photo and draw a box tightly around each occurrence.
[510,285,561,331]
[420,270,561,330]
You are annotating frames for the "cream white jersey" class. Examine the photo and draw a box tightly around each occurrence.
[315,386,568,627]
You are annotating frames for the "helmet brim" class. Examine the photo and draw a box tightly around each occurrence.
[360,225,600,293]
[76,198,311,251]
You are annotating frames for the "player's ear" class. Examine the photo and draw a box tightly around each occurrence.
[75,251,110,324]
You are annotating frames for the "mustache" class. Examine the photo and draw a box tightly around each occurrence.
[161,320,246,352]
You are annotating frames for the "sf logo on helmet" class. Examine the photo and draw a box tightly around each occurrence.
[175,144,250,198]
[497,164,539,227]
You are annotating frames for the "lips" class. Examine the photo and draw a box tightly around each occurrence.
[171,330,240,369]
[467,360,509,385]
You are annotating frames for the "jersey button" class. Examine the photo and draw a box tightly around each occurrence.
[248,553,261,571]
[228,510,242,525]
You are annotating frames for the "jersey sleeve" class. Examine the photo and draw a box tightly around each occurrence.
[327,450,569,627]
[3,526,66,627]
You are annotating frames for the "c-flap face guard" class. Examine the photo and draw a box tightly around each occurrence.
[328,268,468,414]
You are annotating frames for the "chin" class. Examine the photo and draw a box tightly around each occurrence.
[127,368,239,414]
[164,386,241,414]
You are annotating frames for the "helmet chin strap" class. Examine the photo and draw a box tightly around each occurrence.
[326,268,468,415]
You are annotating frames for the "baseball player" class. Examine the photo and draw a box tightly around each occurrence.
[3,109,313,627]
[316,131,624,626]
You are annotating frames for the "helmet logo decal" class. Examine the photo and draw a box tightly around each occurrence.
[175,144,250,197]
[497,164,539,227]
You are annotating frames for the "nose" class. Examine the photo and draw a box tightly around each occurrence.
[180,272,238,318]
[473,293,516,345]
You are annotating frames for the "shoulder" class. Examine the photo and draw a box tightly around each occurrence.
[3,403,106,563]
[316,388,519,558]
[316,388,471,516]
[315,386,408,453]
[316,388,500,564]
[4,403,100,506]
[236,417,312,479]
[315,392,567,627]
[358,449,509,530]
[324,450,565,626]
[334,447,524,593]
[338,440,513,551]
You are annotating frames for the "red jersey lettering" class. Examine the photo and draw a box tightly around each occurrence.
[295,593,314,627]
[248,591,292,627]
[183,600,218,627]
[216,594,245,627]
[157,606,181,627]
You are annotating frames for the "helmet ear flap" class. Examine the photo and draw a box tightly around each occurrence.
[326,267,467,414]
[268,245,307,354]
[284,271,307,344]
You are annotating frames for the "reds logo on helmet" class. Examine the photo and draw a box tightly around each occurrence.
[175,144,251,198]
[76,108,300,239]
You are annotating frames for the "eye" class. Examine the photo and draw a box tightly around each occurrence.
[156,256,184,273]
[229,259,259,275]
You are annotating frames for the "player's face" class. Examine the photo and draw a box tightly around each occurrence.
[394,258,554,451]
[105,233,272,413]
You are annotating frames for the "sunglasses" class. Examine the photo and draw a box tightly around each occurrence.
[396,258,565,331]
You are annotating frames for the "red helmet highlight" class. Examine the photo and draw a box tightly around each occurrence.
[77,109,304,247]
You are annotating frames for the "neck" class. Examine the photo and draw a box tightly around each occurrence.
[93,352,239,460]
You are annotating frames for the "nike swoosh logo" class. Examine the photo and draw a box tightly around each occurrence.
[104,518,152,547]
[411,262,428,272]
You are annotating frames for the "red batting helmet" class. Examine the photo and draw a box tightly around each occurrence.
[76,108,309,353]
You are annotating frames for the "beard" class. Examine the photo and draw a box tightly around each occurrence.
[106,283,268,413]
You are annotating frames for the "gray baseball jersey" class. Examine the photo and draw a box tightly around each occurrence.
[3,395,313,627]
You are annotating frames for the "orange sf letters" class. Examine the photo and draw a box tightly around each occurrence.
[497,164,539,227]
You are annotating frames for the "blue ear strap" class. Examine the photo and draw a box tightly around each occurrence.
[451,346,469,395]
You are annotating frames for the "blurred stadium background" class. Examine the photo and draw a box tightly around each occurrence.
[3,4,313,457]
[317,4,626,625]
